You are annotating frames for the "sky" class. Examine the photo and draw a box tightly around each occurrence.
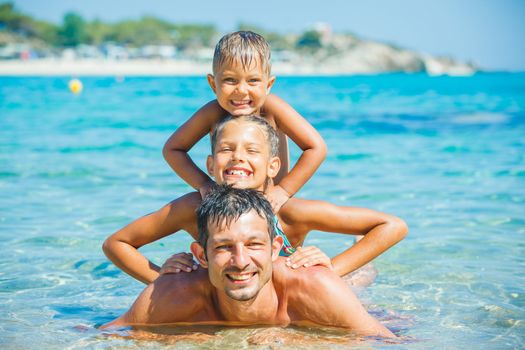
[11,0,525,71]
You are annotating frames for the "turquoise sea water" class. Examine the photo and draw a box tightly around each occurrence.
[1,73,524,349]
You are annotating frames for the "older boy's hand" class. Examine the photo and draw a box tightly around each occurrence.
[285,246,334,271]
[267,185,291,213]
[159,252,198,274]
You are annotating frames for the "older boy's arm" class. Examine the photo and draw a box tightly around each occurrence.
[299,267,395,338]
[102,194,199,284]
[287,200,408,276]
[162,100,226,193]
[264,94,327,196]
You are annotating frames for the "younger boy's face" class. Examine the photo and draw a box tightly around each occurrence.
[207,60,275,117]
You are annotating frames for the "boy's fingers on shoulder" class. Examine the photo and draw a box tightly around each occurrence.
[160,267,181,274]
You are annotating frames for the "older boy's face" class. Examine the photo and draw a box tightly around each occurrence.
[207,119,279,191]
[207,59,275,116]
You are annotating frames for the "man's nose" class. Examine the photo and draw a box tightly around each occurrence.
[230,243,250,269]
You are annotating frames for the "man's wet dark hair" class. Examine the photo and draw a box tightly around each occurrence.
[197,184,276,252]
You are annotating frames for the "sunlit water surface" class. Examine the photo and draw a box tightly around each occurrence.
[1,73,524,349]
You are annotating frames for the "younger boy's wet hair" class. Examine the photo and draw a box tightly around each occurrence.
[210,115,279,157]
[213,31,271,76]
[196,184,277,252]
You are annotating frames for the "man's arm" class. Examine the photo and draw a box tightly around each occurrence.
[281,199,408,276]
[102,193,200,284]
[289,266,395,338]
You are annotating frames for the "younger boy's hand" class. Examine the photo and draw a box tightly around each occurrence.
[159,252,198,274]
[285,246,333,271]
[267,185,291,213]
[198,180,216,199]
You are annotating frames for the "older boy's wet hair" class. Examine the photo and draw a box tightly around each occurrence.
[213,31,271,76]
[197,184,277,252]
[210,115,279,157]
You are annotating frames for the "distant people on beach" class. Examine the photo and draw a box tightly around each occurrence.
[102,185,395,338]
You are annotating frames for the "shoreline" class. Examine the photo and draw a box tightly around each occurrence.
[0,58,480,77]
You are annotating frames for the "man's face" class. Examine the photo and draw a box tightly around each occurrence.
[207,119,280,191]
[193,210,281,301]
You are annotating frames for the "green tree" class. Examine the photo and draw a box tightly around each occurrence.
[237,23,292,50]
[58,12,87,47]
[296,30,322,51]
[172,24,217,50]
[109,16,175,46]
[32,20,58,44]
[0,2,37,36]
[85,19,111,45]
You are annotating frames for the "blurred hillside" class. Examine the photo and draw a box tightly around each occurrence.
[0,2,476,75]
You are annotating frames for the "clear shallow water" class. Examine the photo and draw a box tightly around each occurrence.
[1,73,524,349]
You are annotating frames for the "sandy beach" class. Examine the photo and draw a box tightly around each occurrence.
[0,59,213,76]
[0,58,388,76]
[0,56,476,76]
[0,58,339,76]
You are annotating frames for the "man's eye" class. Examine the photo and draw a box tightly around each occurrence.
[219,147,232,152]
[247,148,259,153]
[247,242,264,248]
[216,245,231,250]
[224,78,236,83]
[248,78,261,83]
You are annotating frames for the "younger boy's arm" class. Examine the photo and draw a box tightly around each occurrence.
[263,95,327,204]
[162,100,226,195]
[283,199,408,277]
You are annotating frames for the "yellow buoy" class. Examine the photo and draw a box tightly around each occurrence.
[69,79,83,94]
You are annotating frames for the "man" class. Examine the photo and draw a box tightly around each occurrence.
[103,115,407,283]
[102,185,395,338]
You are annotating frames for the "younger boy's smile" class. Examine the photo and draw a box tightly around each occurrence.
[207,60,275,117]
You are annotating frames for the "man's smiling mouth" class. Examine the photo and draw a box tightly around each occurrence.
[226,272,256,283]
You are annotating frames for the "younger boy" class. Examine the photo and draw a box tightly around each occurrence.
[163,31,327,212]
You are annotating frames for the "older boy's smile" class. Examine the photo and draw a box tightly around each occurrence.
[208,119,280,192]
[224,166,253,177]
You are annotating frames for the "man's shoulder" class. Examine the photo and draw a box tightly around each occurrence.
[273,258,337,292]
[128,268,211,325]
[273,260,362,328]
